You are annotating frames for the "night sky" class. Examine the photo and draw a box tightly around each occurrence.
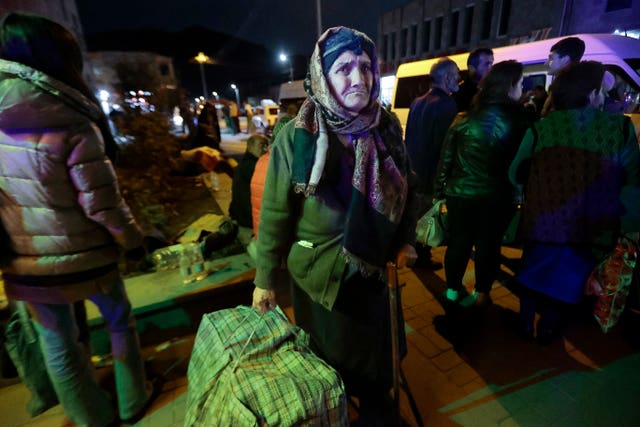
[76,0,409,56]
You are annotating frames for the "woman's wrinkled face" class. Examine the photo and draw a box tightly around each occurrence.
[327,50,373,113]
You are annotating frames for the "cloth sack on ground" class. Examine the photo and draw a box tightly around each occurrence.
[416,199,448,247]
[585,235,638,333]
[184,305,348,426]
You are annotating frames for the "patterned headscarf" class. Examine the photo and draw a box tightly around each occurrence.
[292,26,408,274]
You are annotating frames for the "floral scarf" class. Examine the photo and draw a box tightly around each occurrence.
[291,27,408,275]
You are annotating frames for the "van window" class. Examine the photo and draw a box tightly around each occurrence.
[624,59,640,78]
[606,65,640,114]
[394,75,431,108]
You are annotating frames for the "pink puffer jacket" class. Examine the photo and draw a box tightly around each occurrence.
[0,59,142,301]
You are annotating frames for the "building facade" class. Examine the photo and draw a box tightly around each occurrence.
[378,0,640,75]
[87,51,178,112]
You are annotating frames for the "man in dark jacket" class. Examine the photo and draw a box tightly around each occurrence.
[405,58,460,268]
[455,47,493,112]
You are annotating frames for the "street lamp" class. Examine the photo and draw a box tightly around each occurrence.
[230,83,241,107]
[279,52,294,82]
[211,91,219,100]
[193,52,214,99]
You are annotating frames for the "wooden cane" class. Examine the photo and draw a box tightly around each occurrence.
[387,261,401,425]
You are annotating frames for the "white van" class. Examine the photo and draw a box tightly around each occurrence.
[391,33,640,135]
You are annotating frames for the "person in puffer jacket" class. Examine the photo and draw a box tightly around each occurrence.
[0,13,154,426]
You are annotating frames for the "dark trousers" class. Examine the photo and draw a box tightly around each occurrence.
[519,286,566,333]
[291,272,403,397]
[444,195,514,293]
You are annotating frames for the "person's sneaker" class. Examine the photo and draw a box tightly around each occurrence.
[445,288,459,302]
[459,290,478,307]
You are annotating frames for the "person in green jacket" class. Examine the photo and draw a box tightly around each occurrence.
[252,26,419,425]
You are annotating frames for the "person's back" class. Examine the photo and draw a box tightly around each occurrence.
[405,58,459,193]
[0,13,154,426]
[516,62,639,247]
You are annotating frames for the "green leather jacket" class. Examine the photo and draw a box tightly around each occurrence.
[434,102,530,200]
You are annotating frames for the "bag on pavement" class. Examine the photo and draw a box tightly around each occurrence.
[584,235,638,333]
[416,199,449,247]
[184,305,348,426]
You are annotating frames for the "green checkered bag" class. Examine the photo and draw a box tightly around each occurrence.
[185,306,348,426]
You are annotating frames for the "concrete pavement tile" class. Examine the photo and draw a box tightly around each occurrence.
[505,405,551,427]
[461,378,488,396]
[143,397,175,427]
[565,348,601,369]
[498,417,521,427]
[172,396,187,425]
[491,285,511,299]
[449,400,512,426]
[447,363,480,387]
[527,388,580,421]
[406,314,430,331]
[420,325,454,351]
[432,349,466,372]
[548,410,589,427]
[402,307,420,321]
[0,383,35,426]
[494,294,520,312]
[493,392,529,415]
[407,328,445,358]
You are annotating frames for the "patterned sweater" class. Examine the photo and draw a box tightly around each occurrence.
[509,107,640,247]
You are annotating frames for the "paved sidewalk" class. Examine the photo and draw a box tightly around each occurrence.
[3,247,639,426]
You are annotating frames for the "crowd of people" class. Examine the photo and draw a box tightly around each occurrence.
[1,10,639,426]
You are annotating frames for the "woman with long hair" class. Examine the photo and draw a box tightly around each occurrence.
[434,60,532,308]
[0,13,153,425]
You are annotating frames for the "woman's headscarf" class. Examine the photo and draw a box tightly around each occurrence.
[291,26,408,274]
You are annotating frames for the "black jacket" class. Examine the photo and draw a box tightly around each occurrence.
[405,87,457,194]
[434,102,530,200]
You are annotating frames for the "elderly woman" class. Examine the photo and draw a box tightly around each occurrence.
[434,60,532,308]
[509,61,640,344]
[252,27,419,423]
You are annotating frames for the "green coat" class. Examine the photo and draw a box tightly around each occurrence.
[254,113,418,310]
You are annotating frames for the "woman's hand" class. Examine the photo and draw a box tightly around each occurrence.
[252,286,277,313]
[396,244,417,268]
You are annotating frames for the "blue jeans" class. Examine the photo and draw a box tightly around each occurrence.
[28,276,150,426]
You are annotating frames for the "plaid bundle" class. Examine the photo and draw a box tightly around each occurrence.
[185,306,348,426]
